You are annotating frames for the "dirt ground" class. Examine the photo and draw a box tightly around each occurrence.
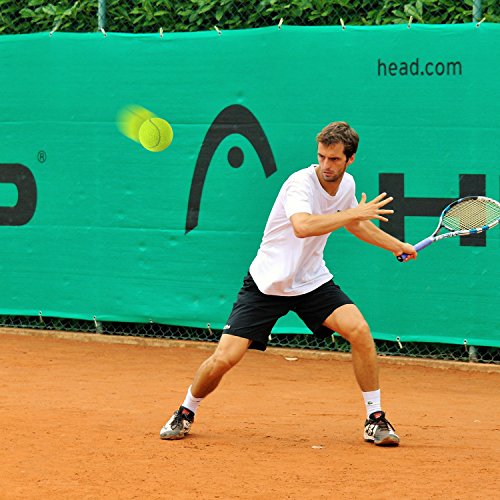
[0,328,499,500]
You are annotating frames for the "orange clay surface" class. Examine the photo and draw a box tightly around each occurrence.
[0,328,499,500]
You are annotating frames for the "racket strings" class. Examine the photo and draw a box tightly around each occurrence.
[443,198,500,231]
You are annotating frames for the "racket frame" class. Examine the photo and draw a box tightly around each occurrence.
[397,195,500,261]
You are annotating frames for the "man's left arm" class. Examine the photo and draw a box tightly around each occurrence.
[345,220,417,260]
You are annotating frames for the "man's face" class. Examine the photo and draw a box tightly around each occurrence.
[317,142,355,184]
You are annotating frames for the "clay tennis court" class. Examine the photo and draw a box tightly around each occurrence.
[1,328,499,499]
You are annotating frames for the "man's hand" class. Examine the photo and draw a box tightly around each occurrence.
[395,242,417,261]
[351,193,394,222]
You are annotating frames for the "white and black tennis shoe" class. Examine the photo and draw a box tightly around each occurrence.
[364,411,400,446]
[160,406,195,440]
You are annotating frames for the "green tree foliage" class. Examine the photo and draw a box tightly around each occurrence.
[0,0,498,34]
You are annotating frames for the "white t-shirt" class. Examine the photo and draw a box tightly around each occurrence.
[249,165,358,296]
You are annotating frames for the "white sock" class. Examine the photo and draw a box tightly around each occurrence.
[362,389,382,417]
[181,386,204,414]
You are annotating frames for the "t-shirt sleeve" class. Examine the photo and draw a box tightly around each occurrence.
[348,179,358,209]
[284,179,313,219]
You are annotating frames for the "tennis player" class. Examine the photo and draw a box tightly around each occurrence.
[161,121,417,446]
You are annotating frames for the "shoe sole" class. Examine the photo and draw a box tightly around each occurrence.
[365,436,400,446]
[160,432,187,440]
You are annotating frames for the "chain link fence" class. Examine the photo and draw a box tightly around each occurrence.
[1,315,498,364]
[0,1,498,35]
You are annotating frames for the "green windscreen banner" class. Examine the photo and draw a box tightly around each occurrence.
[0,25,499,347]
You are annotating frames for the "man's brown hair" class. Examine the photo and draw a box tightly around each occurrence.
[316,122,359,159]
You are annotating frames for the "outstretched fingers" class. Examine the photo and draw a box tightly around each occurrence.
[371,192,394,207]
[354,192,396,221]
[376,214,390,222]
[373,193,394,221]
[371,192,389,203]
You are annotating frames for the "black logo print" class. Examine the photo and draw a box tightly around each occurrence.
[380,173,486,246]
[0,164,37,226]
[185,105,277,234]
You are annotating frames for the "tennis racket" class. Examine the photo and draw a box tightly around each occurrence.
[397,195,500,261]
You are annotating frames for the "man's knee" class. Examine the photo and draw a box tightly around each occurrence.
[344,320,373,348]
[205,336,249,375]
[204,351,238,377]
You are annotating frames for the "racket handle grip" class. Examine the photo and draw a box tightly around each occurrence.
[397,237,434,262]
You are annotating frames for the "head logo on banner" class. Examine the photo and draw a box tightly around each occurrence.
[185,104,277,233]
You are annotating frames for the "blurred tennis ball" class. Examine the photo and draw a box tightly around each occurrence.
[117,105,155,142]
[139,117,174,152]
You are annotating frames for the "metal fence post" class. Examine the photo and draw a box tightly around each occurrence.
[473,0,482,22]
[98,0,106,30]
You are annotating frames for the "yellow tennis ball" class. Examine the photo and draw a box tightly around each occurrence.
[139,117,174,152]
[117,105,155,142]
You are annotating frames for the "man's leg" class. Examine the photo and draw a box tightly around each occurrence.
[322,304,400,446]
[322,303,378,392]
[191,334,252,398]
[160,334,251,440]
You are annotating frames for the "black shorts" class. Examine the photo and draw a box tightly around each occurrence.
[223,272,354,351]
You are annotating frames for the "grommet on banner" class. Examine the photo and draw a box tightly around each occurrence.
[159,27,164,38]
[278,18,284,30]
[207,323,214,336]
[340,18,346,30]
[396,336,403,349]
[38,311,44,323]
[93,315,103,333]
[214,26,222,35]
[407,16,413,29]
[475,17,486,28]
[463,339,468,351]
[49,20,61,37]
[100,27,107,37]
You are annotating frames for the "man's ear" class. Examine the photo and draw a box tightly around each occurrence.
[347,153,356,166]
